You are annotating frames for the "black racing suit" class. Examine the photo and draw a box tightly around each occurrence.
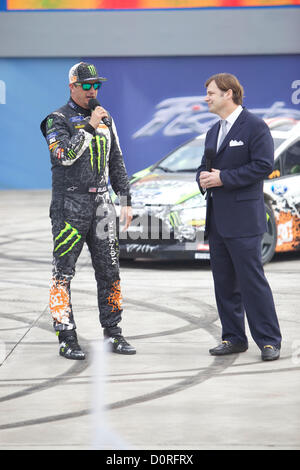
[40,98,131,335]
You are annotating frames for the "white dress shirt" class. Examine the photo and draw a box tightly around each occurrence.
[217,105,243,150]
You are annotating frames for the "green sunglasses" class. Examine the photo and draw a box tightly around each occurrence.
[75,82,102,91]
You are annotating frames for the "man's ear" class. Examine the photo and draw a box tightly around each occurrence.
[225,88,233,100]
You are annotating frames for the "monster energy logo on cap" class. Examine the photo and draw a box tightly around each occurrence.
[69,62,107,84]
[88,65,97,76]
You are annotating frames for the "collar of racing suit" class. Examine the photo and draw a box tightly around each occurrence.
[67,97,91,117]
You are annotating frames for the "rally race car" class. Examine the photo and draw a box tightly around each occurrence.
[114,119,300,265]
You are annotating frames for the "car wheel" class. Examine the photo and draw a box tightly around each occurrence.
[261,203,277,265]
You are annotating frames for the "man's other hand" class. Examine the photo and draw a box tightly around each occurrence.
[120,206,133,231]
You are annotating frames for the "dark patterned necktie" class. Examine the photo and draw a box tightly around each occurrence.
[217,120,228,151]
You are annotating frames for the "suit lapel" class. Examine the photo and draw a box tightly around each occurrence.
[217,108,247,155]
[209,122,220,152]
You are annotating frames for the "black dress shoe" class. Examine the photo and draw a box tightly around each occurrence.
[209,340,248,356]
[261,345,280,361]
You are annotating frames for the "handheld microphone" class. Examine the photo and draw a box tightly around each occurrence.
[88,98,111,127]
[205,148,215,172]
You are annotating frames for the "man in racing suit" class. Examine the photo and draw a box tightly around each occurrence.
[40,62,136,359]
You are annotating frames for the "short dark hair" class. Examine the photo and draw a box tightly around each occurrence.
[205,73,244,105]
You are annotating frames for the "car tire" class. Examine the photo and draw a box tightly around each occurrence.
[261,202,277,265]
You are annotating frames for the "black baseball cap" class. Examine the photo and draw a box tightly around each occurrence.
[69,62,107,84]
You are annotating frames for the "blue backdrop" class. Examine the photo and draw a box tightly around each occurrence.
[0,55,299,189]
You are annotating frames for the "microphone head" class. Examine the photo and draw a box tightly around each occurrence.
[88,98,100,110]
[205,147,215,172]
[88,98,111,127]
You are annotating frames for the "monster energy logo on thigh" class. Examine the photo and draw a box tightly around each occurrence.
[55,222,81,257]
[89,135,107,173]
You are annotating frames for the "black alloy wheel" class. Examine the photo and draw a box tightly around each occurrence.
[261,202,277,265]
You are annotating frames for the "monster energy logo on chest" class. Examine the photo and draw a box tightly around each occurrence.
[89,135,107,173]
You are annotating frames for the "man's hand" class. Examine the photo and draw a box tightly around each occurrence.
[199,169,223,190]
[89,106,109,129]
[120,206,133,232]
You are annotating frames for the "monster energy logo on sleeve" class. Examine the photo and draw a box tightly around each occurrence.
[67,149,77,160]
[55,222,81,257]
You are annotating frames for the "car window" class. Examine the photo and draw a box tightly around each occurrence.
[155,135,286,174]
[282,140,300,176]
[155,139,205,172]
[273,138,285,150]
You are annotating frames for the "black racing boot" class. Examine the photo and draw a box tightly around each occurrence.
[57,330,86,360]
[104,331,136,355]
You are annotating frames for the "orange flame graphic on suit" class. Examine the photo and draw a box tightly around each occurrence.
[107,280,122,312]
[49,278,71,324]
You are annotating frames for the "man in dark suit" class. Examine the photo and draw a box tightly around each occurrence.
[196,73,282,361]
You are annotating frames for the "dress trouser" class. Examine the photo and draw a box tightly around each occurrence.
[49,192,122,335]
[208,199,282,350]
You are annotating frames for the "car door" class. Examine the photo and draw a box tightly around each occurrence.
[269,138,300,253]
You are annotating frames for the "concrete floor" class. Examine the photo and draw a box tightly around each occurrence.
[0,190,300,450]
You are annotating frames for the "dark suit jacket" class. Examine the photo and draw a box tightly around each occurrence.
[196,108,274,238]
